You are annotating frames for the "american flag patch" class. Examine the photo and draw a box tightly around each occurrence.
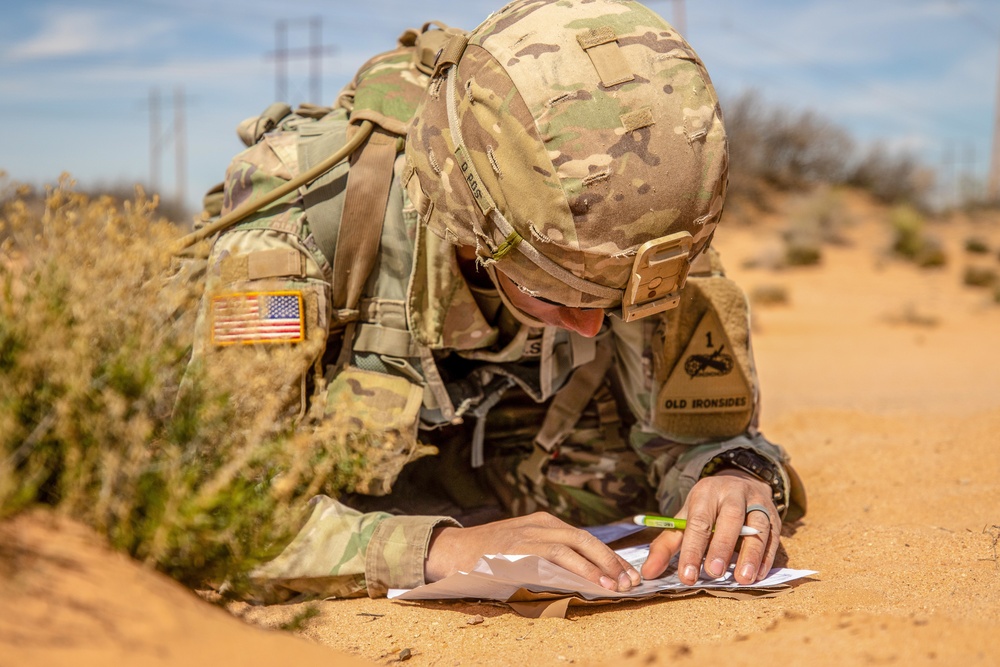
[211,291,304,345]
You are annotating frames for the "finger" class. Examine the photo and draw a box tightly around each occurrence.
[529,513,640,588]
[641,529,682,580]
[757,515,782,581]
[677,505,715,585]
[734,507,772,584]
[614,552,643,587]
[703,503,747,579]
[539,531,634,591]
[571,530,642,590]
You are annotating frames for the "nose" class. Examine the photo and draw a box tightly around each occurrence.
[558,307,605,338]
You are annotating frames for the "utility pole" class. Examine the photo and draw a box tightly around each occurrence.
[148,86,188,208]
[275,20,289,103]
[989,31,1000,201]
[310,17,322,106]
[174,85,187,210]
[268,17,336,105]
[149,88,161,194]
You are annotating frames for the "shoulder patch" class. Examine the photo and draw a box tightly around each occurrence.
[657,308,752,414]
[211,291,304,345]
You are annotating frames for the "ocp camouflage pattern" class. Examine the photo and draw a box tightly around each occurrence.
[407,0,728,309]
[182,0,803,603]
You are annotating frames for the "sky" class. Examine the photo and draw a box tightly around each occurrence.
[1,0,997,213]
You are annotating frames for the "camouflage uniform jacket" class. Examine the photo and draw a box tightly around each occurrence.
[189,34,802,605]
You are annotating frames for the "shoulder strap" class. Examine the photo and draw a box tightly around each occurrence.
[325,23,464,321]
[172,121,372,255]
[332,127,401,317]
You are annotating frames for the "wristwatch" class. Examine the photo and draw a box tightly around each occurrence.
[701,447,788,516]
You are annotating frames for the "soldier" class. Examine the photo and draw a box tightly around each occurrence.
[183,0,805,600]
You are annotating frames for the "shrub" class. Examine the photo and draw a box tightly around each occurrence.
[783,238,822,266]
[724,91,853,206]
[964,237,990,254]
[778,187,856,267]
[0,176,364,593]
[722,91,932,209]
[750,284,789,306]
[847,143,929,206]
[888,205,946,268]
[963,266,998,288]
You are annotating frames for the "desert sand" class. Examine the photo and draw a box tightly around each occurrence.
[2,192,999,666]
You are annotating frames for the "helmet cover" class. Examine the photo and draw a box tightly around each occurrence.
[406,0,727,313]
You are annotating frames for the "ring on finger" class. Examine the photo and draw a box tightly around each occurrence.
[745,503,771,524]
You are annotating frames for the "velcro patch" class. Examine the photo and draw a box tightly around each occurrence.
[657,308,752,414]
[211,291,304,346]
[247,249,304,280]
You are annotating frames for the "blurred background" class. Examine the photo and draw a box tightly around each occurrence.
[0,0,997,218]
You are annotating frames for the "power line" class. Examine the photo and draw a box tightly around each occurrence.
[267,17,337,105]
[148,86,188,206]
[989,36,1000,200]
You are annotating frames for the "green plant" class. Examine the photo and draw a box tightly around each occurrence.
[888,205,946,268]
[279,604,322,631]
[963,266,998,288]
[779,188,857,267]
[783,239,822,266]
[750,284,789,306]
[964,237,990,254]
[0,177,365,593]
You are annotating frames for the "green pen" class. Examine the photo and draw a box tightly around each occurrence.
[633,514,760,537]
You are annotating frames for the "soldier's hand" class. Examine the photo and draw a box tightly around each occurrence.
[425,512,641,592]
[640,469,780,586]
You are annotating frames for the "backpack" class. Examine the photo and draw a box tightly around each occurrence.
[175,22,465,326]
[170,23,473,495]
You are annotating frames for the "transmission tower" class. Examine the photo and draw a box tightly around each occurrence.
[269,17,337,105]
[148,86,187,207]
[989,34,1000,201]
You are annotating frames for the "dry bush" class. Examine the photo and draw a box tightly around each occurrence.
[963,237,990,254]
[723,92,931,210]
[749,284,790,306]
[0,175,366,593]
[846,143,929,206]
[963,266,998,288]
[724,91,853,208]
[882,303,940,328]
[780,187,855,267]
[888,205,946,268]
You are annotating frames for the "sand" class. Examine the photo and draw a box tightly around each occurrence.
[3,192,999,666]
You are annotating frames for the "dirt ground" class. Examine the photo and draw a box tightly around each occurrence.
[3,192,999,666]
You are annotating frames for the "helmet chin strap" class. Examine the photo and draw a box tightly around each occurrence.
[485,264,549,329]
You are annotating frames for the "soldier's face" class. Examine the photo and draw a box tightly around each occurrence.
[494,270,605,338]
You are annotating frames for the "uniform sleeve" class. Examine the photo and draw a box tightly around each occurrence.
[611,249,806,521]
[247,495,461,601]
[647,432,804,521]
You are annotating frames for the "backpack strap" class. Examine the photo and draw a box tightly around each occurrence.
[534,335,614,453]
[172,120,373,254]
[331,126,401,320]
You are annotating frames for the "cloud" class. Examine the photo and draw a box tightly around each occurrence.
[4,8,172,61]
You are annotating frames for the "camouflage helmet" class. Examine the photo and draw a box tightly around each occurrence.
[405,0,727,320]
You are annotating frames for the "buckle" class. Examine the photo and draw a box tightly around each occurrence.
[621,231,692,322]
